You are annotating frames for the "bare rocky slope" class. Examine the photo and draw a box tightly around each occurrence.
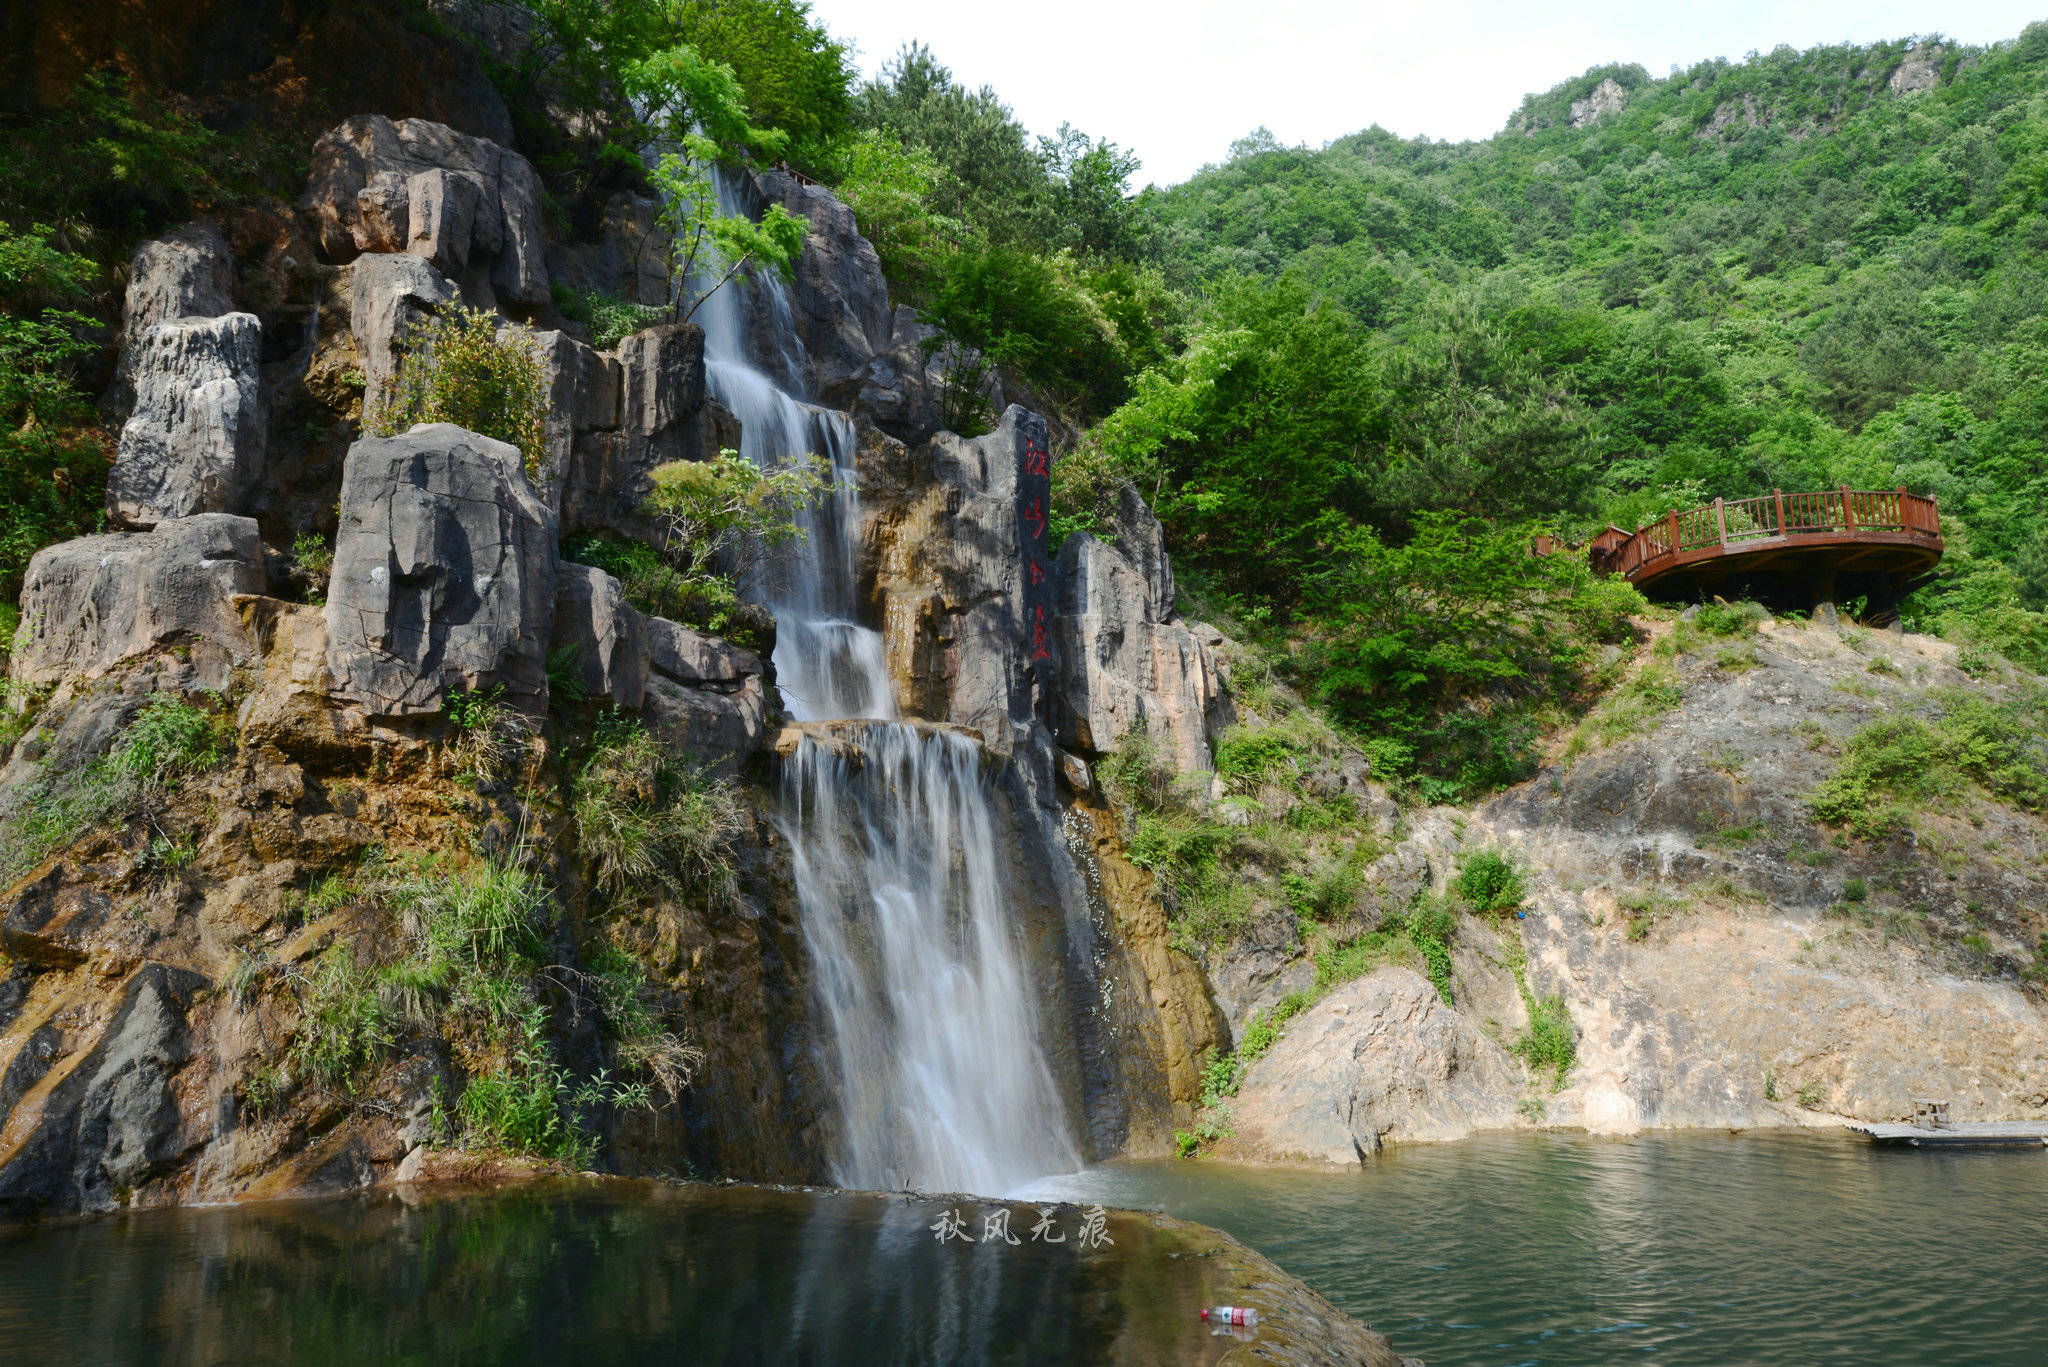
[1211,617,2048,1165]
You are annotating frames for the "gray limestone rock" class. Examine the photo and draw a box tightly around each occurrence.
[106,221,234,419]
[550,563,648,709]
[324,424,557,716]
[0,962,206,1218]
[109,313,264,528]
[1112,484,1175,622]
[1054,530,1228,771]
[302,114,549,307]
[527,328,619,512]
[755,169,892,403]
[561,323,725,535]
[1229,967,1524,1163]
[641,672,768,778]
[644,616,761,685]
[1570,77,1630,128]
[349,253,459,421]
[11,515,265,686]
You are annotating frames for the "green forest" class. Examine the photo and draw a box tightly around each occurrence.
[5,5,2048,797]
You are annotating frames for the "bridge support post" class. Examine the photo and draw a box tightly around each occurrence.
[1864,579,1905,635]
[1811,568,1840,633]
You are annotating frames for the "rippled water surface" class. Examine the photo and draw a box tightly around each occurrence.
[1022,1130,2048,1366]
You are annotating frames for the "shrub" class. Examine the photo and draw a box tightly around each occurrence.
[0,223,108,601]
[552,285,664,350]
[1691,599,1768,637]
[1455,848,1525,914]
[370,307,548,478]
[1809,697,2047,838]
[641,451,827,607]
[1517,991,1577,1087]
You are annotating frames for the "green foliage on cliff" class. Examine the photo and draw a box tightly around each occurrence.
[369,308,549,477]
[1808,690,2048,837]
[0,223,109,603]
[0,694,229,884]
[281,848,695,1165]
[572,719,745,903]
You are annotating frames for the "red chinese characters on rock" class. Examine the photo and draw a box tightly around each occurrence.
[1018,419,1056,672]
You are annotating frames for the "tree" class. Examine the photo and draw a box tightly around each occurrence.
[639,452,827,617]
[620,46,810,322]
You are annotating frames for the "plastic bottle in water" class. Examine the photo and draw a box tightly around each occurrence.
[1201,1306,1258,1326]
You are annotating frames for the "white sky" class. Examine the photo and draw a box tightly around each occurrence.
[810,1,2048,186]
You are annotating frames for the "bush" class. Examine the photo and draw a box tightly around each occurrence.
[1455,848,1525,914]
[551,285,665,350]
[1691,599,1768,637]
[370,307,548,478]
[1518,990,1578,1086]
[0,223,110,600]
[1808,696,2046,839]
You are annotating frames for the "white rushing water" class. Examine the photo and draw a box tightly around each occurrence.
[689,169,1080,1195]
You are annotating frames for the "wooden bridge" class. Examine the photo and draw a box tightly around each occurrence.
[1588,488,1943,620]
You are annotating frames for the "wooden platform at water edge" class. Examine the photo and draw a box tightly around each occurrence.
[1847,1121,2048,1149]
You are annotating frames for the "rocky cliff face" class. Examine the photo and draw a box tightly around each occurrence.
[0,101,1240,1217]
[1218,617,2048,1165]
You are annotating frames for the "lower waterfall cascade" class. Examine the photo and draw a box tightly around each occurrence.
[691,173,1084,1194]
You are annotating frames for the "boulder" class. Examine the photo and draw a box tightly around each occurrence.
[1111,484,1174,621]
[561,323,731,536]
[550,563,647,709]
[0,962,207,1218]
[641,673,768,778]
[848,306,998,446]
[106,221,234,418]
[302,115,549,308]
[10,515,265,686]
[108,313,264,528]
[527,328,619,510]
[1228,967,1524,1163]
[644,616,761,685]
[324,424,557,716]
[349,252,458,420]
[1054,530,1229,771]
[755,169,892,403]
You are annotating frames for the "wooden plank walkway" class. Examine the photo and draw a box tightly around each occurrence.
[1848,1121,2048,1148]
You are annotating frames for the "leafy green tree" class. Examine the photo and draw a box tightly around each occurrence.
[0,225,107,605]
[620,45,810,320]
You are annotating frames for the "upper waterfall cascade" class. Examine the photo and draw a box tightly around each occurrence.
[692,169,1082,1194]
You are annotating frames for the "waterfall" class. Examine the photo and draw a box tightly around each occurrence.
[689,167,1081,1195]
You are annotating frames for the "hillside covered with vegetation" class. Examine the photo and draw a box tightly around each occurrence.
[5,8,2047,801]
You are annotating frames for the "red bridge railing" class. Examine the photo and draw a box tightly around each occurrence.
[1598,487,1941,583]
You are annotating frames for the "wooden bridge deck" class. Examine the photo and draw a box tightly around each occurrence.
[1589,488,1943,604]
[1847,1121,2048,1148]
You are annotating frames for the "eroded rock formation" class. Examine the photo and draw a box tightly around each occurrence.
[324,424,557,717]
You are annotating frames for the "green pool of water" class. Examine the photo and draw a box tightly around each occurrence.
[1021,1129,2048,1366]
[0,1180,1307,1365]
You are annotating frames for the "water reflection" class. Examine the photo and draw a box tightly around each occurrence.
[0,1183,1236,1366]
[1021,1130,2048,1366]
